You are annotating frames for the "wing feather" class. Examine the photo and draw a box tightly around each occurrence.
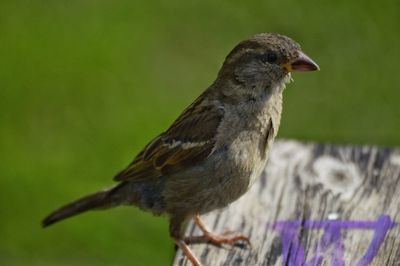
[114,97,223,182]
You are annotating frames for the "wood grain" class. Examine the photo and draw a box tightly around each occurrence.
[172,140,400,266]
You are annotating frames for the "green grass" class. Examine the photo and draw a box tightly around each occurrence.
[0,0,399,265]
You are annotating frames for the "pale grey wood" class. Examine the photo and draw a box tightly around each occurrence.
[172,140,400,266]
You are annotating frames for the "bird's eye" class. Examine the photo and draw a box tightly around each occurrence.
[260,51,278,64]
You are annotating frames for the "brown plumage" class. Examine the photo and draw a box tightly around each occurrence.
[42,33,319,266]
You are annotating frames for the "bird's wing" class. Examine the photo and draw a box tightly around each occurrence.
[114,97,224,182]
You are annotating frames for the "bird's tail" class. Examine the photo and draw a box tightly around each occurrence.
[42,185,124,228]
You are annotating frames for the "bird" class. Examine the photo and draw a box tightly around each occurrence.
[42,33,319,266]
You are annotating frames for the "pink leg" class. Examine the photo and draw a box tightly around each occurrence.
[174,238,201,266]
[185,215,251,248]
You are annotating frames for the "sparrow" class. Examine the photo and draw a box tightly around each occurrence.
[42,33,319,266]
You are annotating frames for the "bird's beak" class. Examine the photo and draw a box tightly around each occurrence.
[282,51,320,72]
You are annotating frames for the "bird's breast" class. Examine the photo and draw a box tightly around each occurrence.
[213,91,283,191]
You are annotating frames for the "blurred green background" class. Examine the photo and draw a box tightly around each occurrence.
[0,0,399,265]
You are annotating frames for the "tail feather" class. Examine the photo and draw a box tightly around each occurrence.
[42,188,118,228]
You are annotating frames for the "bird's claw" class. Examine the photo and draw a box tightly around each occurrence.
[184,233,251,249]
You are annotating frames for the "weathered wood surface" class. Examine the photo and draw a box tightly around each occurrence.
[173,140,400,266]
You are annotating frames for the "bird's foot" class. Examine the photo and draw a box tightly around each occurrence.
[184,231,251,248]
[187,215,252,248]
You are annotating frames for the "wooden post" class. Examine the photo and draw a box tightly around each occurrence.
[173,140,400,266]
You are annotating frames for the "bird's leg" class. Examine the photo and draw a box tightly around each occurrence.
[170,215,201,266]
[184,215,251,248]
[174,238,201,266]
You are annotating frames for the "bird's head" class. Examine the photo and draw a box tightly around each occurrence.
[217,33,319,90]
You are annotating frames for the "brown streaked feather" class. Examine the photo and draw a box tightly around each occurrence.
[155,142,214,174]
[113,96,224,182]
